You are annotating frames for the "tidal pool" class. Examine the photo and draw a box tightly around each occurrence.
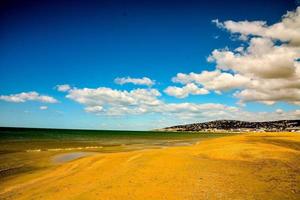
[52,152,95,164]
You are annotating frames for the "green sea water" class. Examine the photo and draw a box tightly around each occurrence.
[0,127,234,180]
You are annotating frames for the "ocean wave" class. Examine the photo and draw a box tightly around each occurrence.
[26,146,103,152]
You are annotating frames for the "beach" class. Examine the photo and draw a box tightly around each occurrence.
[1,2,299,199]
[1,132,300,200]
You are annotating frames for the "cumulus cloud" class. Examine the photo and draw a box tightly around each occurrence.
[213,7,300,45]
[114,77,155,86]
[40,106,48,110]
[0,92,58,103]
[66,87,161,115]
[166,7,300,105]
[234,88,300,105]
[56,84,71,92]
[208,38,299,79]
[171,70,251,92]
[84,106,103,113]
[67,87,161,107]
[63,85,239,117]
[164,83,209,98]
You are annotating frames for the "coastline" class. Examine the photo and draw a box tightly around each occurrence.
[1,132,300,200]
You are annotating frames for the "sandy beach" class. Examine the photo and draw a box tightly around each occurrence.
[1,133,300,200]
[1,2,300,199]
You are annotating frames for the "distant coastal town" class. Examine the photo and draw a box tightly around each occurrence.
[160,120,300,132]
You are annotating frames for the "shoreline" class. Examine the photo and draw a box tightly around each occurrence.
[0,132,229,183]
[1,132,300,199]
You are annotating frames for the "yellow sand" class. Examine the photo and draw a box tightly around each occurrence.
[1,133,300,200]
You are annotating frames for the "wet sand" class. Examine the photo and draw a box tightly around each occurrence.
[1,132,300,200]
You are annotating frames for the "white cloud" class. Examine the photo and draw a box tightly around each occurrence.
[171,70,250,92]
[209,7,300,105]
[172,70,221,85]
[67,87,161,107]
[40,106,48,110]
[166,7,300,105]
[66,87,161,115]
[63,85,239,117]
[114,77,155,86]
[208,38,299,79]
[276,109,284,114]
[56,84,71,92]
[229,109,300,122]
[213,7,300,45]
[234,88,300,105]
[164,83,209,98]
[0,92,58,103]
[157,102,238,114]
[84,106,103,113]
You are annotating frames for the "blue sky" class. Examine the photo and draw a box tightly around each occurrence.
[0,0,300,130]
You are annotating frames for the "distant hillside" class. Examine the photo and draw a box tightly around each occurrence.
[161,120,300,132]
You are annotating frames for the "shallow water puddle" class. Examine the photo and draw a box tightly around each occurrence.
[52,152,95,164]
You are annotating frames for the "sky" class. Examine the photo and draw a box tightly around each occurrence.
[0,0,300,130]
